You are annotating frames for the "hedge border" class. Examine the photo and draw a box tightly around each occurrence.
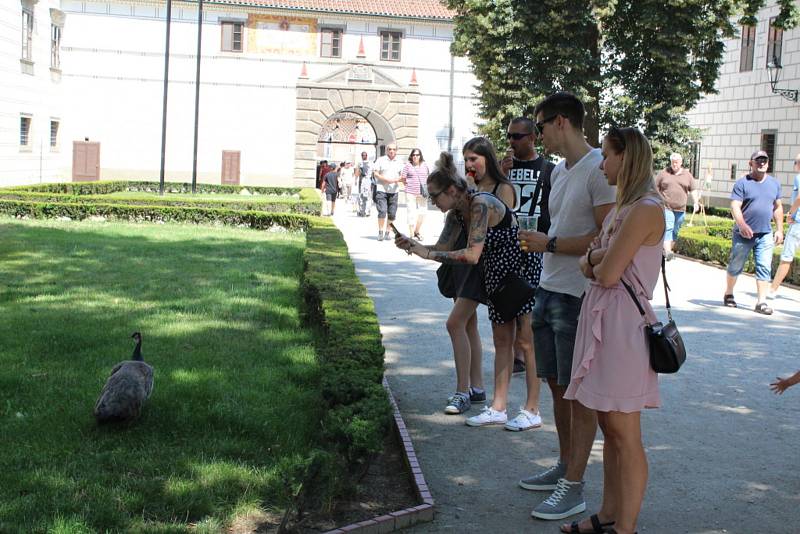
[5,180,301,196]
[0,191,320,215]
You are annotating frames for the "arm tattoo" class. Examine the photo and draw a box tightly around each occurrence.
[433,212,460,251]
[468,201,489,247]
[428,250,471,264]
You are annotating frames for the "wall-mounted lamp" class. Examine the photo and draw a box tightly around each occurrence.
[767,60,798,102]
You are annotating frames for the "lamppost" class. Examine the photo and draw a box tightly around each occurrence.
[767,59,799,103]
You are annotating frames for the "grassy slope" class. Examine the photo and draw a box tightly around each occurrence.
[0,219,320,532]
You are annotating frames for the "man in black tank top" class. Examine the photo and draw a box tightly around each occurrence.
[501,118,554,381]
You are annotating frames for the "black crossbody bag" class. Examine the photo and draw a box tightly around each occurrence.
[620,256,686,374]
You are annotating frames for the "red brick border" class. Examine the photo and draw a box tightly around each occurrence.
[321,378,435,534]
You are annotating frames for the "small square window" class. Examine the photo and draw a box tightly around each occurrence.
[20,116,32,146]
[380,31,402,61]
[320,28,342,58]
[50,120,59,148]
[221,21,243,52]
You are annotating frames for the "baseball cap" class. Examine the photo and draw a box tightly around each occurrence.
[750,150,769,160]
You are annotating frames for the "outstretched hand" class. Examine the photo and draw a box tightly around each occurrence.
[394,234,414,255]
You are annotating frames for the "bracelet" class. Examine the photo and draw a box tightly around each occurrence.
[586,248,597,267]
[425,248,431,260]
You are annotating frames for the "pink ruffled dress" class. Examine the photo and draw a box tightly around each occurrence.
[564,198,663,413]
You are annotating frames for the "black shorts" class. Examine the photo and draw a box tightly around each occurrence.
[374,191,398,220]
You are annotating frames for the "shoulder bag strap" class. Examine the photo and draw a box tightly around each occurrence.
[621,255,672,322]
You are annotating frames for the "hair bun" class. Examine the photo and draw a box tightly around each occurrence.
[437,151,455,171]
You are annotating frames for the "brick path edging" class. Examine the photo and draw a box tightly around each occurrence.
[322,378,435,534]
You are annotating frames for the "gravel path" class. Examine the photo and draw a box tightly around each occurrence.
[332,200,800,534]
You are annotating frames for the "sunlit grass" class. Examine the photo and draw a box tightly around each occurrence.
[0,218,321,532]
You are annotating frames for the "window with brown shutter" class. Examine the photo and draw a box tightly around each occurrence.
[50,120,59,149]
[740,24,755,72]
[221,21,243,52]
[767,17,783,67]
[320,28,342,58]
[51,24,61,69]
[760,131,777,172]
[21,9,33,62]
[221,151,241,185]
[380,31,402,61]
[20,115,31,147]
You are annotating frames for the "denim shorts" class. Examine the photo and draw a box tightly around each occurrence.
[374,191,398,220]
[727,231,774,281]
[532,287,583,386]
[781,223,800,262]
[664,209,686,242]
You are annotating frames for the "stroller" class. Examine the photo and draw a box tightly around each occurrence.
[357,175,372,217]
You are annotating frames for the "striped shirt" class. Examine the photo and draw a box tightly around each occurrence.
[401,162,430,196]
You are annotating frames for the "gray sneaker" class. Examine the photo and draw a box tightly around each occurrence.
[444,392,471,414]
[518,461,567,491]
[530,478,586,520]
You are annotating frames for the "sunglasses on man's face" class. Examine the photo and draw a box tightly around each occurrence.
[754,157,769,164]
[535,115,560,135]
[506,132,531,141]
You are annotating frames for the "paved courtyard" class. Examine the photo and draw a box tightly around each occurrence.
[332,198,800,534]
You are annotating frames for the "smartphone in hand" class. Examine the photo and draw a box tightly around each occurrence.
[389,223,401,237]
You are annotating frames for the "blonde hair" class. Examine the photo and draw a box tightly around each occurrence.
[604,127,660,209]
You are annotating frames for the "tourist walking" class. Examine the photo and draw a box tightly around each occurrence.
[560,126,665,534]
[769,152,800,298]
[517,92,616,521]
[463,135,542,432]
[723,149,783,315]
[394,152,534,421]
[401,148,430,240]
[373,143,405,241]
[655,153,695,260]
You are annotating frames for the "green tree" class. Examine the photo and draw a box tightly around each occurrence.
[447,0,798,166]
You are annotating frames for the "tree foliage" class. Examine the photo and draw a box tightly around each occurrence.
[447,0,798,166]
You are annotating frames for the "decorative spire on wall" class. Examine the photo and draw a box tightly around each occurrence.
[409,68,418,86]
[299,61,308,79]
[357,36,366,58]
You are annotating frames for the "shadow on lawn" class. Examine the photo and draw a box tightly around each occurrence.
[0,222,321,531]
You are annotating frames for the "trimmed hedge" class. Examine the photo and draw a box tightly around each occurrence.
[6,180,303,196]
[677,220,800,285]
[298,221,391,507]
[0,190,321,215]
[0,199,309,231]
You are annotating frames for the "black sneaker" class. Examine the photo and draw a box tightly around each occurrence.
[444,393,471,414]
[513,359,526,375]
[469,387,486,404]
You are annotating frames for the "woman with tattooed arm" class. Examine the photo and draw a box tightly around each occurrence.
[395,151,534,425]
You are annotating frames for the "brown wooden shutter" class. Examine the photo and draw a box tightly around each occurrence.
[72,141,100,182]
[221,150,240,185]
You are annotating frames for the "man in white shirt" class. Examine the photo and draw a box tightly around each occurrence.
[517,93,616,522]
[373,143,405,240]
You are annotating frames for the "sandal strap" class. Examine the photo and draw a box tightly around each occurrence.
[590,514,615,531]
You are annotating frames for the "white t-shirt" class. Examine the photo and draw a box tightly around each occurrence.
[373,155,404,194]
[539,148,617,298]
[340,166,355,188]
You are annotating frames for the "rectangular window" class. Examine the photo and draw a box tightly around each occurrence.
[767,17,783,67]
[380,31,402,61]
[761,131,777,172]
[739,24,756,72]
[20,116,32,146]
[50,120,59,148]
[51,24,61,69]
[221,21,243,52]
[320,28,342,58]
[21,9,33,61]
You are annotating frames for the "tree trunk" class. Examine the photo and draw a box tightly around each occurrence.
[584,20,602,147]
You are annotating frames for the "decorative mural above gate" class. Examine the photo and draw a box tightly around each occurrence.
[247,15,317,56]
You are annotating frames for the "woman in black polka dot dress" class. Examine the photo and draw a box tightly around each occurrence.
[396,151,536,427]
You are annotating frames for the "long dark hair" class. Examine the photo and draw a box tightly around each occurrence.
[428,152,467,193]
[462,136,516,205]
[408,148,425,164]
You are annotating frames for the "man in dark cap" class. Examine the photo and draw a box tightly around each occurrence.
[723,150,784,314]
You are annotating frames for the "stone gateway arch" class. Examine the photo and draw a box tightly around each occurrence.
[294,62,420,186]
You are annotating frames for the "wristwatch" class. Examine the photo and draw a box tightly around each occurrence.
[546,237,557,253]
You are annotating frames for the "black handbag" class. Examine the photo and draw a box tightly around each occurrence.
[621,256,686,374]
[487,271,536,323]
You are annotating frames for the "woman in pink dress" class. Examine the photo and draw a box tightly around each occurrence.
[561,127,665,534]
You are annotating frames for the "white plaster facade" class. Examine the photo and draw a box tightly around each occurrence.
[0,0,67,186]
[687,0,800,205]
[0,0,481,187]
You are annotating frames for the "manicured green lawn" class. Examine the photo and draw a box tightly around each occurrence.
[0,218,320,532]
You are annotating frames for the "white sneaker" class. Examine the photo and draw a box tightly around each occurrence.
[766,289,777,300]
[504,409,542,431]
[465,406,507,427]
